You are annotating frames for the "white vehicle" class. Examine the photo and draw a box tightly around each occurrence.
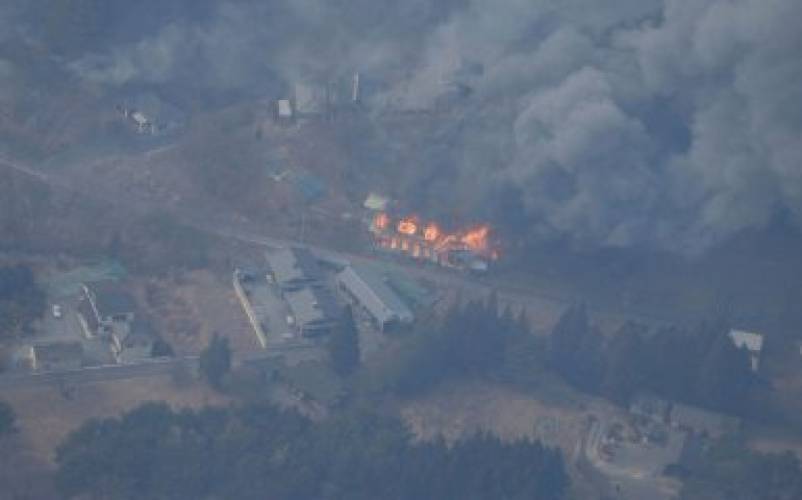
[52,304,63,319]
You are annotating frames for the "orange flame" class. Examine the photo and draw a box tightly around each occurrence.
[460,225,490,252]
[371,210,499,263]
[423,223,440,241]
[373,212,390,231]
[397,216,418,235]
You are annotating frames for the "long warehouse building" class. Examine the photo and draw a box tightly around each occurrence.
[337,266,414,331]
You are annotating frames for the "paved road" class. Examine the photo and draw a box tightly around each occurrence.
[0,343,316,390]
[1,152,679,332]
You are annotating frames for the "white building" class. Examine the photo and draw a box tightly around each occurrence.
[363,193,389,212]
[728,329,764,372]
[130,111,153,134]
[276,99,293,119]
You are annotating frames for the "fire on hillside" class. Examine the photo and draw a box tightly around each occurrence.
[370,212,499,271]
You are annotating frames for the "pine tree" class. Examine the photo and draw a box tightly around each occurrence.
[0,400,14,436]
[328,306,360,376]
[199,333,231,389]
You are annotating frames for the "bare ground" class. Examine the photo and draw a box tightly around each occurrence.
[140,269,260,355]
[2,373,229,464]
[400,380,605,455]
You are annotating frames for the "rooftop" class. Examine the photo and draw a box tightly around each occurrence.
[285,287,340,332]
[728,329,763,352]
[85,281,137,317]
[266,247,323,289]
[77,297,99,333]
[337,266,413,325]
[363,193,390,211]
[277,99,293,117]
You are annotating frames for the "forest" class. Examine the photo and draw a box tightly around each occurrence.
[360,295,757,419]
[679,436,802,500]
[55,402,568,500]
[0,263,45,342]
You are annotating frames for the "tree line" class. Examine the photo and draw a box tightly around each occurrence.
[0,264,46,341]
[55,401,568,500]
[358,294,757,419]
[549,304,757,416]
[679,435,802,500]
[360,293,530,397]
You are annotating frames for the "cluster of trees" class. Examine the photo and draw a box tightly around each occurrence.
[199,333,232,389]
[679,436,802,500]
[327,306,361,376]
[549,304,756,415]
[363,294,531,396]
[0,401,15,436]
[0,264,46,340]
[358,294,755,419]
[55,402,568,500]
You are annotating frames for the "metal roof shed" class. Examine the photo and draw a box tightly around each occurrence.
[266,247,323,290]
[337,266,413,330]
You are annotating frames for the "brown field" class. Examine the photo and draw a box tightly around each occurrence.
[3,373,229,464]
[400,380,604,456]
[139,269,260,355]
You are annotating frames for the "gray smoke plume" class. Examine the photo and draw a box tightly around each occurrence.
[19,0,802,254]
[380,0,802,254]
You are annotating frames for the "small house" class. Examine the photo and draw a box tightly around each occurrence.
[728,329,764,372]
[77,282,136,339]
[76,281,154,363]
[276,99,293,120]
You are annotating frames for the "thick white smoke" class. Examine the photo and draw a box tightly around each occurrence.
[384,0,801,253]
[36,0,802,253]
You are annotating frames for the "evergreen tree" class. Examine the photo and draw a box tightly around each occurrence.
[549,303,589,371]
[329,306,361,376]
[199,333,231,389]
[695,333,754,414]
[0,400,14,436]
[600,322,647,405]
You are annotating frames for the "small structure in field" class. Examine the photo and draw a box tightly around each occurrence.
[728,329,764,372]
[76,281,153,363]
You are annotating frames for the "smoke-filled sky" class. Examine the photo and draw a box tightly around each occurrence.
[8,0,802,254]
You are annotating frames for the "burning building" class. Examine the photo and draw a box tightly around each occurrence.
[369,212,498,271]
